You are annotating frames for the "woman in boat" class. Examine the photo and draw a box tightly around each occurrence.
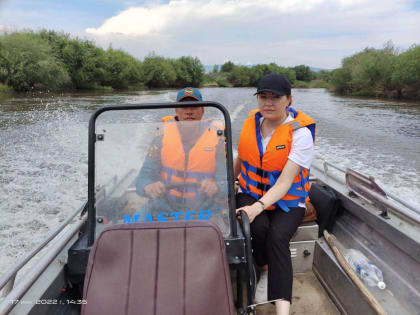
[234,73,316,315]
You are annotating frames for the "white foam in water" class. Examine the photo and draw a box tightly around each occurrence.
[0,107,88,278]
[230,101,250,123]
[0,93,165,279]
[314,137,420,209]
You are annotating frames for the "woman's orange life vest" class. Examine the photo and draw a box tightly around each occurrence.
[238,108,316,212]
[160,121,220,201]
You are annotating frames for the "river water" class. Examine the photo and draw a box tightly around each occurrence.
[0,88,419,277]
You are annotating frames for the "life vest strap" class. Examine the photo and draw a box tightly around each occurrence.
[161,166,213,203]
[240,189,302,213]
[161,166,213,181]
[288,181,309,198]
[241,160,270,179]
[168,194,197,205]
[240,170,270,191]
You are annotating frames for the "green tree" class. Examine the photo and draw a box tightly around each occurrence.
[265,63,296,84]
[102,48,142,89]
[315,70,332,82]
[142,55,177,88]
[230,65,250,87]
[61,39,107,89]
[343,47,396,95]
[293,65,314,81]
[0,32,70,91]
[330,68,352,94]
[392,45,420,87]
[171,56,204,87]
[249,64,271,86]
[37,30,71,61]
[330,43,399,97]
[221,61,235,73]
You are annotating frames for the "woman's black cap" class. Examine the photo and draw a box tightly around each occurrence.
[254,73,291,96]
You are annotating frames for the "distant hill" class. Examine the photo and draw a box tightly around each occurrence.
[204,64,330,73]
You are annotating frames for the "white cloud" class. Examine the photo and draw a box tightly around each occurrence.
[84,0,420,68]
[86,0,338,36]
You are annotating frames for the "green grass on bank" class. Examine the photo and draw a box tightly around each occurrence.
[0,83,13,93]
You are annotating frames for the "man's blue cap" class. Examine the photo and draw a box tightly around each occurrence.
[176,87,203,102]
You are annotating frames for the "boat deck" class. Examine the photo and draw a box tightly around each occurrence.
[256,272,339,315]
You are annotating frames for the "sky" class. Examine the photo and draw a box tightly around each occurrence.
[0,0,419,69]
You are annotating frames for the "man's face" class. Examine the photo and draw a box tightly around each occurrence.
[175,97,204,121]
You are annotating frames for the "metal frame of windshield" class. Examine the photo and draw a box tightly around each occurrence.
[87,102,237,246]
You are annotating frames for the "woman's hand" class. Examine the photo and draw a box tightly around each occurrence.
[236,202,264,223]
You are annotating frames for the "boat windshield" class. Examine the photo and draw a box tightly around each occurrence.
[93,106,231,238]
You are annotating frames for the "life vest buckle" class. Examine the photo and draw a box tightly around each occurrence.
[255,168,267,177]
[256,182,270,191]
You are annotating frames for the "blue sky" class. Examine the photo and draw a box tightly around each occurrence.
[1,0,419,68]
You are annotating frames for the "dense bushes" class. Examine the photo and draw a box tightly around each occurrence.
[392,45,420,97]
[0,30,323,92]
[206,62,301,88]
[2,30,418,99]
[0,29,330,93]
[0,30,204,91]
[330,43,420,99]
[0,32,71,91]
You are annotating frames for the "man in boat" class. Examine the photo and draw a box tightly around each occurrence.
[135,87,226,216]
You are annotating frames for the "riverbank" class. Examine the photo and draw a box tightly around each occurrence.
[334,85,420,100]
[329,44,420,101]
[0,83,13,94]
[3,83,420,102]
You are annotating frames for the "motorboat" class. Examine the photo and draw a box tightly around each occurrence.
[0,102,419,315]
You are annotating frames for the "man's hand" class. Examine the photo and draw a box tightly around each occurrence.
[200,179,218,197]
[144,181,166,199]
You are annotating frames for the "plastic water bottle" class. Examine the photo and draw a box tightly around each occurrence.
[344,249,386,290]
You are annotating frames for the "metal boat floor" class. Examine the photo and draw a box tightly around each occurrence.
[256,272,340,315]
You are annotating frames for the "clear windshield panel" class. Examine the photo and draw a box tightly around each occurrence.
[94,106,230,238]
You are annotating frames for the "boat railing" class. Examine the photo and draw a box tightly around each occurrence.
[0,202,87,299]
[312,158,420,225]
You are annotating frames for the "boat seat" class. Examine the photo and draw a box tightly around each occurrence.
[291,221,319,242]
[288,182,340,273]
[290,222,319,273]
[82,221,235,315]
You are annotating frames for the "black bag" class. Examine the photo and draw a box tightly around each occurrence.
[309,183,339,237]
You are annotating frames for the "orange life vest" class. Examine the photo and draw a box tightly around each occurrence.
[238,108,316,212]
[161,115,176,122]
[161,121,220,202]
